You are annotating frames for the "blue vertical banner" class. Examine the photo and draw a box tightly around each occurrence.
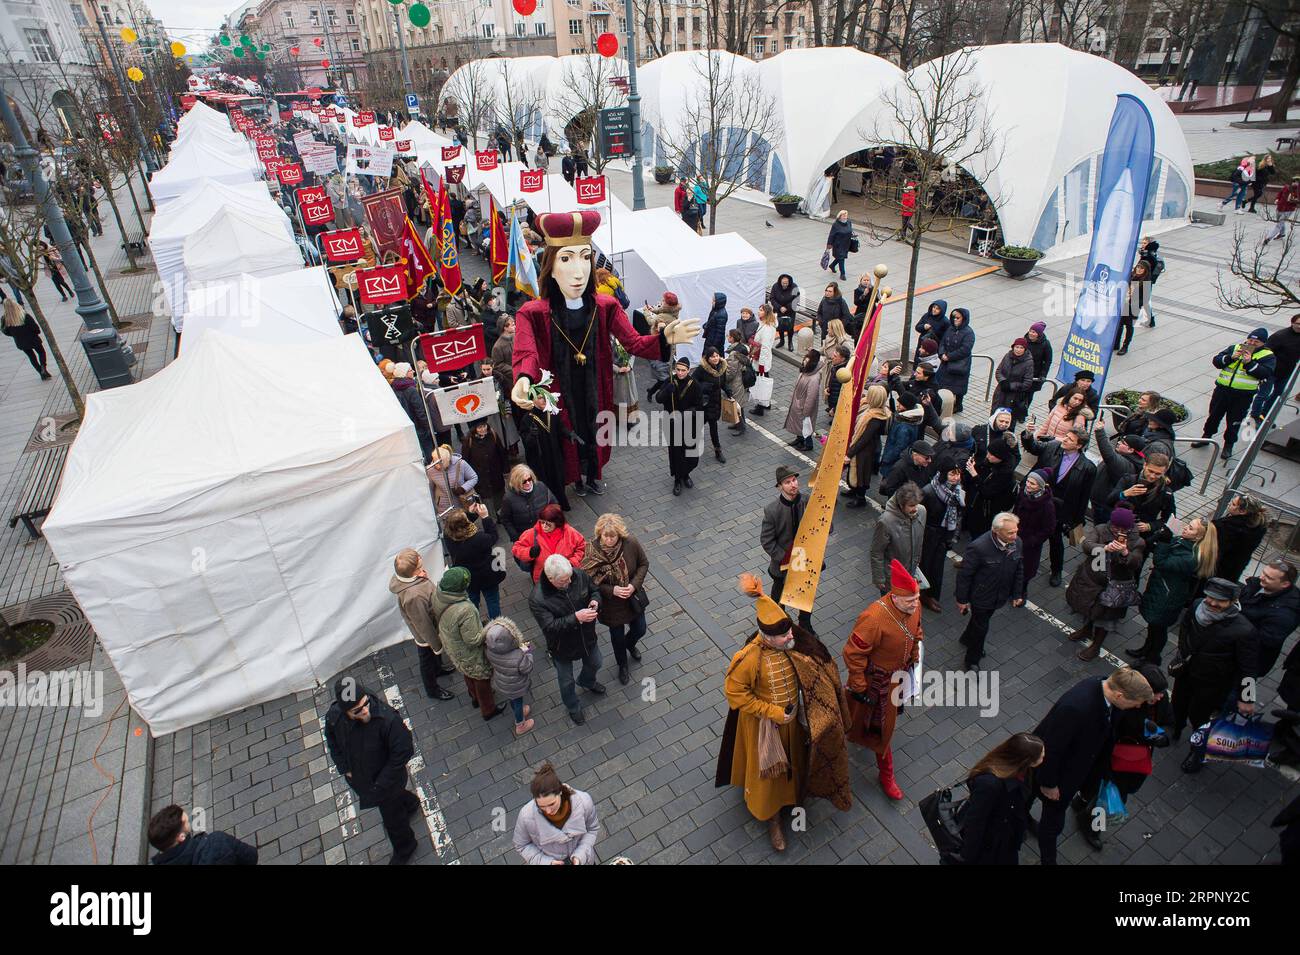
[1055,94,1156,399]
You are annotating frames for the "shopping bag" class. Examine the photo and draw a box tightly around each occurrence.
[820,249,831,270]
[919,778,970,863]
[1094,779,1128,824]
[1204,712,1274,763]
[721,396,740,424]
[750,374,774,404]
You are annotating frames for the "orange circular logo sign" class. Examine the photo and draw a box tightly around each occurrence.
[454,394,481,416]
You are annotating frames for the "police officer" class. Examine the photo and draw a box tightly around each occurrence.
[1194,328,1275,460]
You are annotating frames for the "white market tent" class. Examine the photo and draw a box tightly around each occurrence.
[180,204,303,314]
[175,101,234,136]
[43,332,442,736]
[149,141,262,202]
[150,179,290,314]
[179,267,342,354]
[170,124,259,172]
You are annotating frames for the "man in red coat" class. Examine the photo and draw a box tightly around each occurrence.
[510,210,699,495]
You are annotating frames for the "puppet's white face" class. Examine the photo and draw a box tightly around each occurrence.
[553,245,592,300]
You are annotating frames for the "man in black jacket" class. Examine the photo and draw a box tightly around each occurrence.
[955,512,1025,670]
[1030,670,1153,865]
[529,554,605,725]
[761,466,814,632]
[1107,450,1175,548]
[1255,313,1300,420]
[324,677,419,864]
[880,440,935,498]
[148,805,258,865]
[1171,578,1260,741]
[1020,426,1096,586]
[1240,560,1300,676]
[1090,420,1144,526]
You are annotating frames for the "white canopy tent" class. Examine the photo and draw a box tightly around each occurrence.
[179,267,342,354]
[150,179,290,314]
[173,114,250,154]
[176,101,234,136]
[150,142,262,202]
[43,332,442,736]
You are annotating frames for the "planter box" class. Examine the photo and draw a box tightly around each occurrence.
[773,202,798,218]
[1195,177,1283,202]
[653,169,673,184]
[996,254,1039,278]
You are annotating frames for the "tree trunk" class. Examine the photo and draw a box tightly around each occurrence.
[898,226,923,362]
[1270,45,1300,123]
[100,175,139,269]
[26,290,86,420]
[82,241,123,329]
[137,159,154,213]
[121,168,148,240]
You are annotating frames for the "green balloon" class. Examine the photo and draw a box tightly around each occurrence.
[240,33,250,45]
[233,46,244,57]
[257,51,266,59]
[387,0,402,5]
[219,34,231,46]
[261,43,270,51]
[409,3,431,26]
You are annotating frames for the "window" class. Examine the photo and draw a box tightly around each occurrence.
[25,28,55,63]
[797,15,805,27]
[285,12,294,27]
[68,2,87,26]
[618,17,625,32]
[328,9,338,27]
[482,23,494,37]
[569,18,583,34]
[676,17,684,31]
[515,21,525,36]
[346,8,356,25]
[309,10,319,26]
[753,36,765,54]
[1144,37,1163,54]
[350,38,360,51]
[535,22,545,35]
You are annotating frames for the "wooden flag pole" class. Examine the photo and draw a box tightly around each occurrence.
[780,268,891,616]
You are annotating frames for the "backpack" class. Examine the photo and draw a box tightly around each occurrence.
[1167,456,1193,492]
[919,779,971,864]
[1149,255,1165,281]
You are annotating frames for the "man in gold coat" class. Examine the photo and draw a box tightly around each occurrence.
[715,573,851,852]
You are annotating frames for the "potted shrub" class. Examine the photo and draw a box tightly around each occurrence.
[653,165,674,184]
[994,245,1043,277]
[772,194,802,218]
[1104,390,1189,423]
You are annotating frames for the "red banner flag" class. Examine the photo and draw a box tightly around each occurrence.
[474,150,498,171]
[257,146,278,161]
[489,197,508,285]
[351,115,365,128]
[358,109,375,125]
[441,145,461,162]
[419,325,486,373]
[575,176,607,204]
[426,172,463,296]
[362,188,407,257]
[444,164,466,184]
[396,140,412,152]
[181,95,196,111]
[256,135,275,148]
[378,125,395,142]
[321,228,365,262]
[263,158,286,175]
[278,163,304,185]
[398,217,438,297]
[356,264,408,304]
[520,168,544,193]
[300,196,335,227]
[296,185,328,206]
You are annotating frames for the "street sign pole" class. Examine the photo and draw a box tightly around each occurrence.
[623,0,646,211]
[393,7,415,112]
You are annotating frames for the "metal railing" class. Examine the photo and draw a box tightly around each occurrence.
[1167,435,1220,495]
[970,354,995,401]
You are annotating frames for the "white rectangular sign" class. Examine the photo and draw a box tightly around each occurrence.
[302,143,339,175]
[346,143,396,178]
[432,378,498,426]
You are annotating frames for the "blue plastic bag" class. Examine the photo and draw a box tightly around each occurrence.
[1095,779,1128,824]
[1204,712,1273,764]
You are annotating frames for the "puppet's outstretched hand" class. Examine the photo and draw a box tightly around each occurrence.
[662,317,700,346]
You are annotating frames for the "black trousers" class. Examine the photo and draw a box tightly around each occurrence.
[959,605,997,667]
[706,417,721,449]
[1137,623,1169,664]
[21,343,46,374]
[376,788,419,856]
[1203,385,1254,454]
[1048,526,1066,575]
[1113,315,1134,351]
[416,644,445,697]
[770,572,813,632]
[1026,787,1070,865]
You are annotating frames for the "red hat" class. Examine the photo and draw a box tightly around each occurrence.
[1013,337,1028,348]
[538,210,601,247]
[662,291,679,307]
[890,559,919,596]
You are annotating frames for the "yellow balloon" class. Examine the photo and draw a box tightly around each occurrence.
[120,27,138,43]
[170,41,186,57]
[126,67,144,82]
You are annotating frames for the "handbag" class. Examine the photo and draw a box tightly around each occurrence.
[631,587,650,613]
[849,234,860,254]
[1204,711,1274,763]
[721,396,740,424]
[1068,524,1086,547]
[750,374,774,404]
[919,779,971,862]
[1099,577,1140,609]
[1110,742,1153,775]
[820,249,831,270]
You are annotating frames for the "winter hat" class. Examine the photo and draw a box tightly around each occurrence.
[1248,327,1269,342]
[378,359,396,381]
[919,338,939,356]
[774,464,800,487]
[911,440,935,457]
[440,567,471,593]
[889,559,919,596]
[334,677,370,711]
[674,356,691,369]
[739,572,792,635]
[1109,507,1136,530]
[1029,321,1047,335]
[1203,577,1242,602]
[391,362,413,379]
[662,292,679,307]
[1074,370,1095,383]
[992,407,1014,422]
[1118,434,1147,453]
[1013,337,1028,348]
[1151,409,1177,428]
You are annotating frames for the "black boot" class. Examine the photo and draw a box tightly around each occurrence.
[618,664,630,685]
[714,446,726,463]
[673,479,682,496]
[750,405,765,417]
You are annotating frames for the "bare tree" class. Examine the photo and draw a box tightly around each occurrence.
[1149,0,1227,88]
[635,0,674,59]
[0,206,86,419]
[443,59,497,150]
[864,45,1005,361]
[1240,0,1300,123]
[549,45,627,173]
[649,51,783,234]
[1021,0,1112,49]
[491,60,547,162]
[1219,220,1300,312]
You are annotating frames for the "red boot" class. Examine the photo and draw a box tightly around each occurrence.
[876,749,903,800]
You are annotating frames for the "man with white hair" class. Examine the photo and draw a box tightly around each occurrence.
[954,512,1025,671]
[528,554,605,726]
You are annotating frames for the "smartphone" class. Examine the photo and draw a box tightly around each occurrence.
[1166,515,1185,537]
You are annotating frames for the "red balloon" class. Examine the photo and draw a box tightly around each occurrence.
[313,37,323,47]
[321,59,330,68]
[596,32,618,57]
[512,0,537,14]
[289,46,299,56]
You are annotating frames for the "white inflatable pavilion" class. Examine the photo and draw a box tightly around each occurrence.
[43,333,442,736]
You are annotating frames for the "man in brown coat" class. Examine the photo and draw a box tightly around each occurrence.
[389,548,455,700]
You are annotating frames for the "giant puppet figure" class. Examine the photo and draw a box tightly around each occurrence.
[510,210,700,493]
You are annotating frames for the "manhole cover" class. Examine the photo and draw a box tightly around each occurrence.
[24,413,80,453]
[0,592,92,672]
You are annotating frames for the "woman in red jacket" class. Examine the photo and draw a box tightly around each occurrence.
[512,503,587,583]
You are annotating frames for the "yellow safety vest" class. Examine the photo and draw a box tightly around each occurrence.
[1216,347,1272,391]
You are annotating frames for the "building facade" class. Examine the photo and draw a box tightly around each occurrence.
[1,0,99,137]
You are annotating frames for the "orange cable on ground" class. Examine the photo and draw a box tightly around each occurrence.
[86,695,129,865]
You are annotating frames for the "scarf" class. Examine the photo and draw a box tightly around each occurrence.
[581,539,628,587]
[1194,599,1241,627]
[1024,481,1048,500]
[930,474,965,532]
[848,404,891,486]
[541,789,573,830]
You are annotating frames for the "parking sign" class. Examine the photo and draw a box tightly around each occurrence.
[406,92,419,116]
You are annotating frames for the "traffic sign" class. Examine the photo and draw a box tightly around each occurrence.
[406,92,419,116]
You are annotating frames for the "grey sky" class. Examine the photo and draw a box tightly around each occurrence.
[147,0,238,47]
